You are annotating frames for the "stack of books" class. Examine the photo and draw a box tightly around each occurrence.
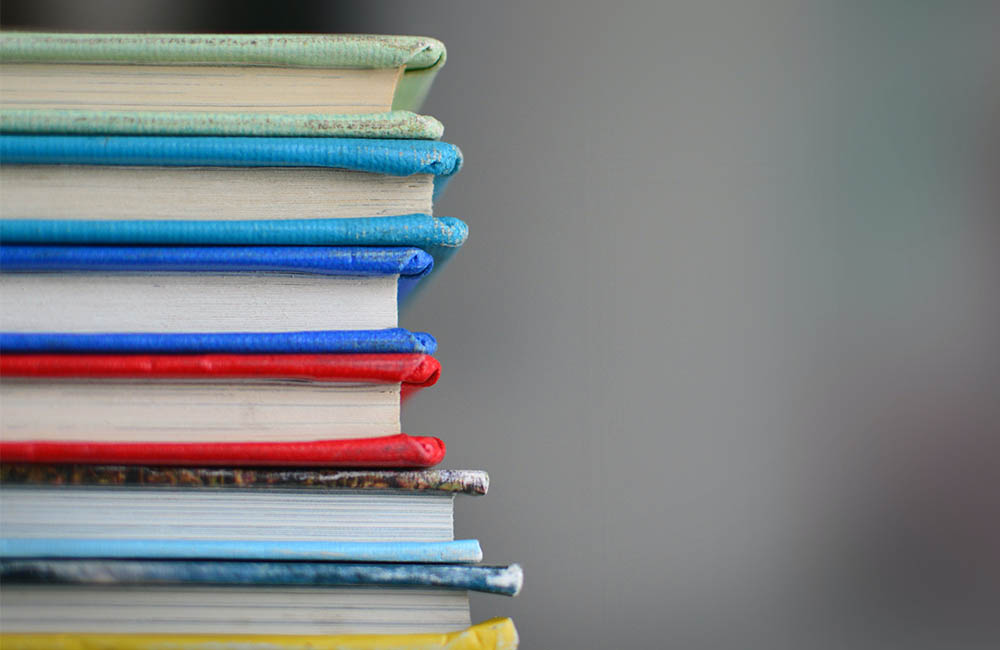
[0,33,520,649]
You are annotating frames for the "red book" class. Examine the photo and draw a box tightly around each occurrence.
[0,354,443,467]
[0,433,445,468]
[0,353,440,399]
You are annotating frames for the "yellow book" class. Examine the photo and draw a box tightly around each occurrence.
[0,618,518,650]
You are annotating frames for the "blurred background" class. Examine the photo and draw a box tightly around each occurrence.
[4,2,999,648]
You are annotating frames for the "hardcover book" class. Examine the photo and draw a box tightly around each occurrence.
[0,246,434,330]
[0,353,440,447]
[0,560,521,635]
[0,467,485,544]
[0,33,448,138]
[0,136,462,219]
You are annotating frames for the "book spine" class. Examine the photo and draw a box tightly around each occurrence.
[0,434,445,468]
[0,353,441,387]
[0,330,438,355]
[0,464,488,494]
[0,561,521,595]
[0,216,469,248]
[0,135,463,178]
[0,539,484,564]
[0,245,434,278]
[0,109,445,139]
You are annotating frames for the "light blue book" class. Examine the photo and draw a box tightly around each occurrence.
[0,539,483,564]
[0,135,462,196]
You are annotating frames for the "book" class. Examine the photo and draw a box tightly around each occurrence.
[0,467,486,545]
[0,136,462,219]
[0,560,521,634]
[0,353,439,443]
[0,617,519,650]
[0,246,433,331]
[0,33,447,138]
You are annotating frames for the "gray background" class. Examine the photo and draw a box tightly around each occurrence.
[4,2,999,648]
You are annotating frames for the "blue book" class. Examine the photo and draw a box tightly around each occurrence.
[0,245,433,277]
[0,246,433,333]
[0,559,522,596]
[0,135,462,197]
[0,328,437,354]
[0,539,484,564]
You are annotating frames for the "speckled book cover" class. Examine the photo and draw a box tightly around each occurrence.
[0,466,489,495]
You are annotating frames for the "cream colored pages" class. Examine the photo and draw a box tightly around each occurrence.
[0,64,402,114]
[0,166,435,220]
[0,381,401,442]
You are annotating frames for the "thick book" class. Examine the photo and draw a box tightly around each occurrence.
[0,246,433,330]
[0,33,447,138]
[0,618,518,650]
[1,466,485,543]
[0,353,439,444]
[0,136,462,221]
[0,560,520,635]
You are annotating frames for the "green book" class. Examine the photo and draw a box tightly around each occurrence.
[0,33,446,138]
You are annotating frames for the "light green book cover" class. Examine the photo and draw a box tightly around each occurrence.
[0,33,447,138]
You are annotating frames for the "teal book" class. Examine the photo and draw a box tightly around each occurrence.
[0,33,447,138]
[0,560,522,596]
[0,560,522,637]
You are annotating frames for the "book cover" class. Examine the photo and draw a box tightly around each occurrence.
[1,33,447,137]
[0,328,437,354]
[0,245,435,304]
[0,560,521,596]
[1,110,444,139]
[0,353,441,398]
[0,434,446,468]
[0,215,469,278]
[0,135,462,198]
[0,540,483,564]
[0,465,487,494]
[0,618,519,650]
